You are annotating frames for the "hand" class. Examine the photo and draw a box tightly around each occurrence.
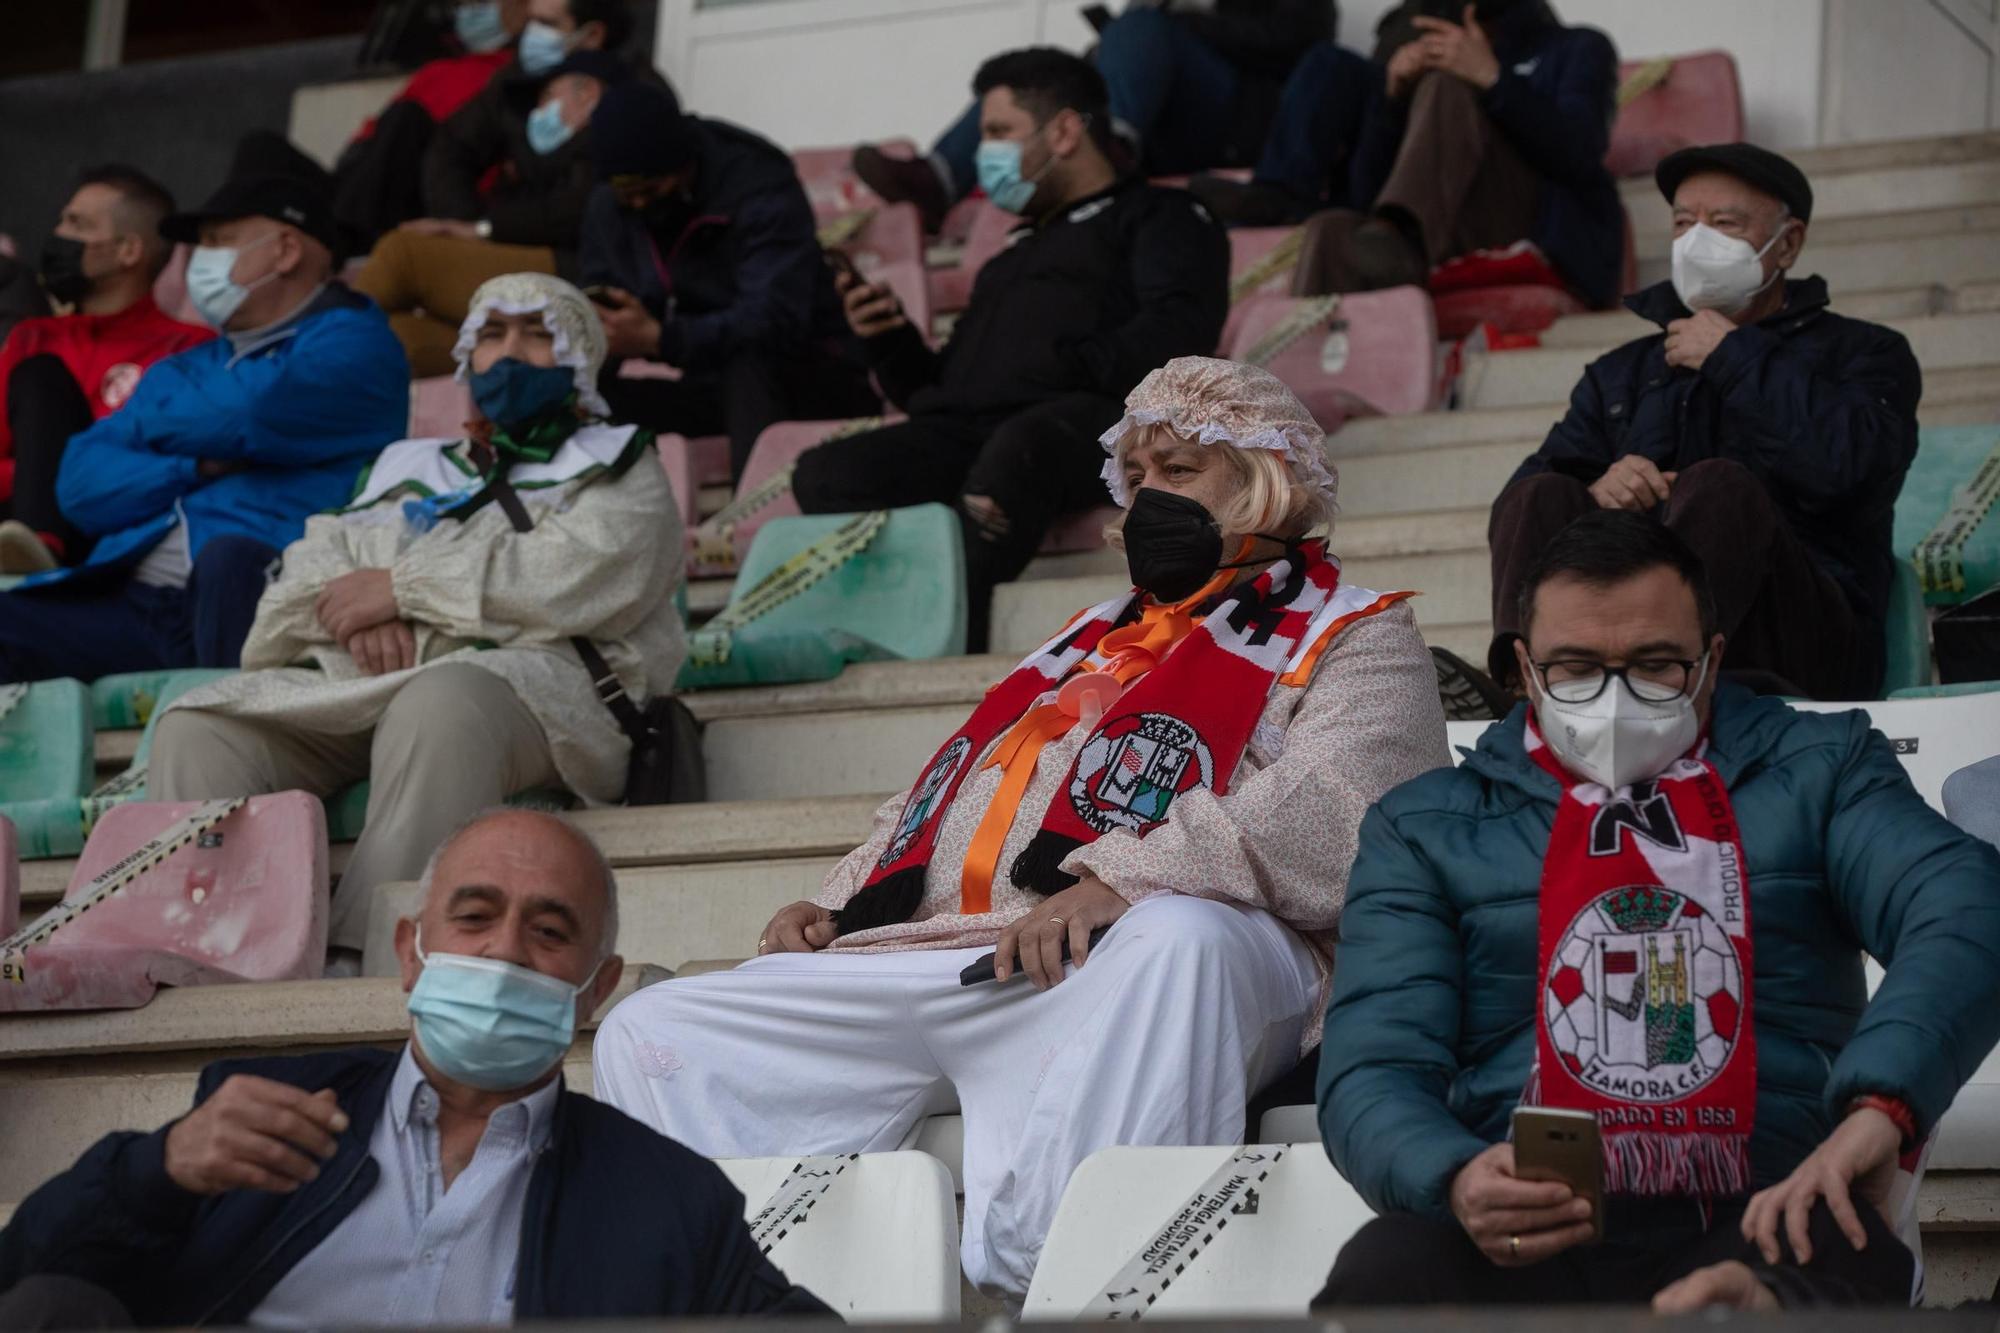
[1587,454,1676,512]
[1411,6,1500,90]
[594,287,663,360]
[1740,1106,1900,1265]
[1384,39,1432,99]
[962,494,1011,539]
[398,217,483,241]
[1652,1260,1780,1313]
[344,621,417,676]
[1448,1142,1595,1266]
[196,458,250,481]
[758,901,836,954]
[1664,309,1737,372]
[993,875,1131,991]
[315,569,400,643]
[164,1074,350,1196]
[836,268,908,339]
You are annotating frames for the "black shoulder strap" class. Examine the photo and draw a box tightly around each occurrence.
[486,467,656,747]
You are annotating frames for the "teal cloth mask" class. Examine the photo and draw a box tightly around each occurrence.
[407,927,601,1091]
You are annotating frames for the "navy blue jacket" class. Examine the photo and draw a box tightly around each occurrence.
[1353,17,1624,307]
[1511,277,1923,694]
[0,1048,830,1326]
[578,117,857,376]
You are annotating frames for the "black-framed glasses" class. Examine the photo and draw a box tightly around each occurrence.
[1529,654,1708,705]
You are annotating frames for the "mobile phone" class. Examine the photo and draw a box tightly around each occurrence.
[1510,1106,1604,1243]
[960,926,1109,986]
[581,284,619,307]
[823,248,861,284]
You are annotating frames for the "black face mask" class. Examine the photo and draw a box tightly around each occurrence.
[1122,487,1291,604]
[38,235,90,306]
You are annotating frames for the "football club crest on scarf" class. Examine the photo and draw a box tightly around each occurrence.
[1523,720,1757,1198]
[1070,713,1216,833]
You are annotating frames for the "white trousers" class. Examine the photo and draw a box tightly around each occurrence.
[592,894,1320,1296]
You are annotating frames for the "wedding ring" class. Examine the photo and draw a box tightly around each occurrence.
[757,938,768,952]
[1509,1235,1520,1258]
[1048,917,1066,929]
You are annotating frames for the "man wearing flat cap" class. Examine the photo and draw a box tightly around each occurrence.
[0,141,408,684]
[1486,142,1921,701]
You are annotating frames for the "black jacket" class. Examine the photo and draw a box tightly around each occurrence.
[578,117,855,374]
[868,181,1229,419]
[1354,10,1624,307]
[421,61,604,264]
[1513,276,1923,689]
[0,1048,830,1326]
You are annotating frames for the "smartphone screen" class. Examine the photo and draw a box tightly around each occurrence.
[1510,1106,1605,1242]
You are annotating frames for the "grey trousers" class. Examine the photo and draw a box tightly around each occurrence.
[150,663,561,952]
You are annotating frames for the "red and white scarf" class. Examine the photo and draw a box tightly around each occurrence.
[835,542,1408,935]
[1525,719,1757,1197]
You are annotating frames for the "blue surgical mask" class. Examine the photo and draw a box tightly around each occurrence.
[526,98,575,155]
[975,139,1040,215]
[454,0,510,53]
[408,926,602,1092]
[184,232,278,331]
[518,18,570,75]
[469,356,576,429]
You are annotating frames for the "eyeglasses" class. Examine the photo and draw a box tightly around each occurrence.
[1529,654,1707,705]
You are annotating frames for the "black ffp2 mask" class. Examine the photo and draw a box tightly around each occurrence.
[38,236,89,306]
[1122,487,1231,603]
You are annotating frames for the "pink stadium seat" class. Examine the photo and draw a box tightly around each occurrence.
[0,815,17,937]
[928,203,1017,316]
[794,139,919,220]
[1605,51,1746,179]
[691,416,899,575]
[1043,507,1119,554]
[654,432,701,535]
[837,203,933,338]
[151,243,202,326]
[0,794,328,1012]
[408,374,472,438]
[1224,286,1438,430]
[1221,226,1306,351]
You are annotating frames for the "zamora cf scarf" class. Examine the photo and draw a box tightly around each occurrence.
[1525,721,1756,1197]
[835,542,1407,935]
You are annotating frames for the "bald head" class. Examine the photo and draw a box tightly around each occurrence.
[396,809,622,998]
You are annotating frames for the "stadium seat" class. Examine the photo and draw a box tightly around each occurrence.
[0,679,92,806]
[792,139,919,221]
[0,816,17,936]
[1221,226,1306,349]
[1022,1144,1373,1318]
[831,202,933,338]
[928,202,1015,315]
[90,668,232,731]
[1605,51,1746,179]
[713,1152,960,1320]
[407,375,470,439]
[679,504,968,690]
[691,416,897,577]
[655,431,701,537]
[151,243,201,326]
[1223,287,1438,429]
[0,793,328,1012]
[1894,424,2000,607]
[1882,561,1934,694]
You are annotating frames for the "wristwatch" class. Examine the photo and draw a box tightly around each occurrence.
[473,219,493,240]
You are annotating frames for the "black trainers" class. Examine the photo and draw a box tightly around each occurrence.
[1343,215,1430,290]
[852,144,948,233]
[1432,646,1513,722]
[1187,174,1309,228]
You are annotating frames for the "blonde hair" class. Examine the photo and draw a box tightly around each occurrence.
[1105,423,1337,549]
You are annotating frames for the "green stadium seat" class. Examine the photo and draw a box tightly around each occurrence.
[1895,424,2000,607]
[0,680,92,807]
[1882,560,1934,695]
[678,503,968,690]
[89,669,233,731]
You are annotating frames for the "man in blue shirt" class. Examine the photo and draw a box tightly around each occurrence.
[0,808,829,1328]
[0,150,408,682]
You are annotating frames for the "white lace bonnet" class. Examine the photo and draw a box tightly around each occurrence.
[450,271,612,417]
[1098,356,1338,510]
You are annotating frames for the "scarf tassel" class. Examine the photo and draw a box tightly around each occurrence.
[1011,831,1084,896]
[832,868,927,937]
[1603,1130,1752,1198]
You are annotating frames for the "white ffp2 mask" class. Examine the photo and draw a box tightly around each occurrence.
[1670,222,1787,316]
[1533,657,1709,791]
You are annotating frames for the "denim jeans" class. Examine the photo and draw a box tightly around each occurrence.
[1252,41,1378,205]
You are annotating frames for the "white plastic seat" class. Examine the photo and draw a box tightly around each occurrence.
[714,1151,960,1320]
[1022,1144,1372,1319]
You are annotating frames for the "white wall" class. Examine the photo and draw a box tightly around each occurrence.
[655,0,1991,155]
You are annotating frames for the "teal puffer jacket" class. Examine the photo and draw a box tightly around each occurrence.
[1318,684,2000,1219]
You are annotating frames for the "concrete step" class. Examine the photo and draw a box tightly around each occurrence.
[1538,279,2000,348]
[684,542,1125,619]
[1633,223,2000,297]
[1627,188,2000,263]
[19,794,884,910]
[1462,312,2000,411]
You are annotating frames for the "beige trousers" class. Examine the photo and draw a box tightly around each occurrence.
[350,229,559,377]
[150,664,561,953]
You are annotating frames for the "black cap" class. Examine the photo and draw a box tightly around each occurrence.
[505,49,634,110]
[589,80,700,180]
[161,134,340,253]
[1656,143,1813,223]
